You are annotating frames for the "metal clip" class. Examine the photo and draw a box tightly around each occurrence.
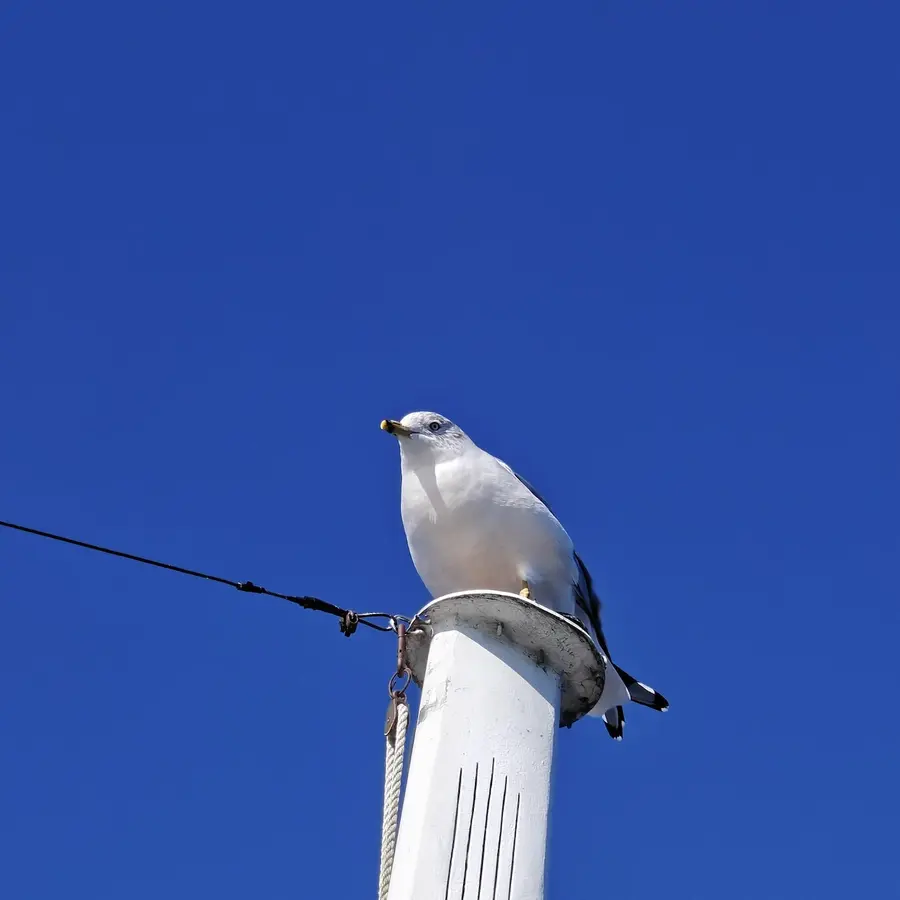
[395,621,407,678]
[384,695,398,737]
[339,610,359,637]
[387,620,412,699]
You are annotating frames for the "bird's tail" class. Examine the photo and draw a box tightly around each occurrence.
[613,664,669,712]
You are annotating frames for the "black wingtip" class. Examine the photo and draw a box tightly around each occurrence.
[603,706,625,741]
[613,664,670,713]
[641,687,669,712]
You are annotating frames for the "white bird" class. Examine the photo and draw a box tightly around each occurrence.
[381,410,668,739]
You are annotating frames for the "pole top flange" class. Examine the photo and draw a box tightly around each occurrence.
[406,590,607,728]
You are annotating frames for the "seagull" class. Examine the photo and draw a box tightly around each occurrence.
[381,410,668,739]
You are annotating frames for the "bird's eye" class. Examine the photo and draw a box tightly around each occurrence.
[428,421,442,432]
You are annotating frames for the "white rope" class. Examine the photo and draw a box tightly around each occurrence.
[379,696,409,900]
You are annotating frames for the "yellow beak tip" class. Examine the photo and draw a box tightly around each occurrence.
[380,419,392,432]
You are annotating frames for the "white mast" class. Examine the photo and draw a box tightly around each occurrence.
[387,590,605,900]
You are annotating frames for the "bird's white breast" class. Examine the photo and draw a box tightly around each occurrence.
[399,448,576,611]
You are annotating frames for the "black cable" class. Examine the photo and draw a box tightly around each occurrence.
[0,518,389,635]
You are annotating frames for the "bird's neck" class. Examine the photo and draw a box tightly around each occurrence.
[399,440,474,470]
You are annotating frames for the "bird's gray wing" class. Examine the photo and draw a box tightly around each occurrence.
[495,459,556,513]
[496,459,611,657]
[572,552,611,658]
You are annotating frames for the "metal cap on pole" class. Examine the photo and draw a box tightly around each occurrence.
[387,590,606,900]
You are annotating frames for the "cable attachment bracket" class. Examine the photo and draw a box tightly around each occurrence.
[387,620,411,699]
[339,610,359,637]
[236,581,265,594]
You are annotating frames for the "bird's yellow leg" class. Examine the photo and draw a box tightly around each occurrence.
[519,580,532,600]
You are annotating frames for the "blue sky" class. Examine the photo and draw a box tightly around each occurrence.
[2,2,898,897]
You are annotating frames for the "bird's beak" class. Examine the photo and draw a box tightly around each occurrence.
[381,419,413,438]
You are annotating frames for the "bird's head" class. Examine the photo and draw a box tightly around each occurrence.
[380,411,473,463]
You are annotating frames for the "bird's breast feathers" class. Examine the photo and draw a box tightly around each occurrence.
[399,452,573,585]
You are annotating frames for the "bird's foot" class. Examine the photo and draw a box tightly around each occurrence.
[519,580,532,600]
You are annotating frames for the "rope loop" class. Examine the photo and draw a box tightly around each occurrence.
[388,669,411,697]
[378,622,414,899]
[379,695,409,900]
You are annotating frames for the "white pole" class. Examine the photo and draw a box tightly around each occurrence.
[388,590,605,900]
